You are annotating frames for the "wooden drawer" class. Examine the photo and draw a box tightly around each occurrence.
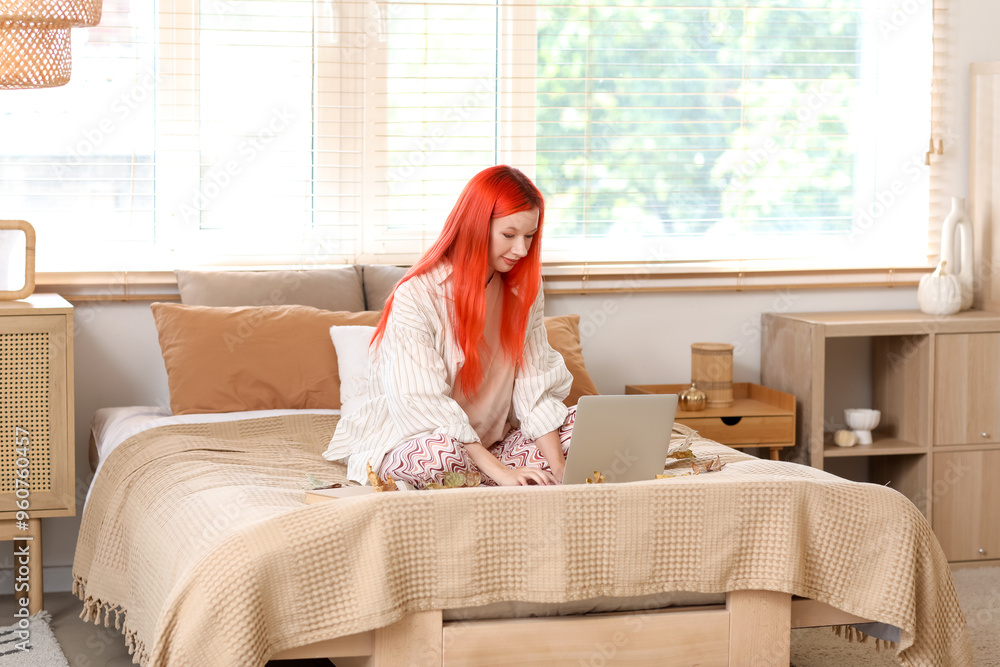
[677,415,795,446]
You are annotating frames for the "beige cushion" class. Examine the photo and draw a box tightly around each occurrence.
[543,314,600,406]
[359,265,408,311]
[175,268,365,312]
[151,303,380,415]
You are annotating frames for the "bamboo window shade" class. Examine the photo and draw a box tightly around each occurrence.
[0,0,102,89]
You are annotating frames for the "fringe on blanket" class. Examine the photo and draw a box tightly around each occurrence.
[73,573,151,666]
[832,624,897,653]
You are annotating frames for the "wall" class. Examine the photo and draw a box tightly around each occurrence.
[9,0,1000,595]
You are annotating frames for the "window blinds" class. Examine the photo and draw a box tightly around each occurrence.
[0,0,155,269]
[0,0,935,271]
[374,0,933,266]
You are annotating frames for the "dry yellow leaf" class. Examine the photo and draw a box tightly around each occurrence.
[586,471,606,484]
[366,462,399,492]
[668,450,695,460]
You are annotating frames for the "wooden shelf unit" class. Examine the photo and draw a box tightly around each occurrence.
[761,309,1000,563]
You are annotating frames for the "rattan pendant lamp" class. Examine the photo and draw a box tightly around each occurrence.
[0,0,102,89]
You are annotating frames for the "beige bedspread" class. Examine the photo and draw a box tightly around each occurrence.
[72,414,971,667]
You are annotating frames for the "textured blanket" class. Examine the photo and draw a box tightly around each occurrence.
[72,414,971,667]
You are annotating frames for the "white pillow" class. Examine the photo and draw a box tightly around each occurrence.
[329,325,376,418]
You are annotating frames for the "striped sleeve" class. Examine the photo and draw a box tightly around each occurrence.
[379,281,481,446]
[512,289,572,440]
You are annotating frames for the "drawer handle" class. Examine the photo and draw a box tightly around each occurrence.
[982,432,991,439]
[980,548,988,556]
[721,416,743,426]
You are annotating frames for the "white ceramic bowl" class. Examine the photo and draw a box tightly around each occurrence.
[844,409,881,445]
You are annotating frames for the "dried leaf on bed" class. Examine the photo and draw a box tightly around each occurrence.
[586,471,606,484]
[692,455,726,475]
[669,424,698,456]
[366,463,399,492]
[422,470,482,490]
[305,474,342,490]
[668,450,696,460]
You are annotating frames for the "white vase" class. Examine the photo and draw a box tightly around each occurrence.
[940,196,975,310]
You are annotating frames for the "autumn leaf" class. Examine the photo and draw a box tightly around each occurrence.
[441,471,467,488]
[668,450,695,460]
[656,472,692,479]
[423,470,482,490]
[305,474,342,490]
[692,455,726,475]
[366,463,399,492]
[586,471,606,484]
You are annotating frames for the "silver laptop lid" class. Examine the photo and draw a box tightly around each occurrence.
[562,394,678,485]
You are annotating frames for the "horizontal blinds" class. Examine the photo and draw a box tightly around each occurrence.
[0,0,156,271]
[0,0,935,271]
[375,0,933,265]
[537,1,865,262]
[156,0,359,266]
[367,0,502,256]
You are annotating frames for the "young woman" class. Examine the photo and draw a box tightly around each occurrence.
[324,165,576,488]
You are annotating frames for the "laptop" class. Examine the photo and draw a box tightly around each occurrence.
[562,394,679,485]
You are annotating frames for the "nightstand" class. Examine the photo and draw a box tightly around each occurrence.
[624,382,795,461]
[0,294,74,613]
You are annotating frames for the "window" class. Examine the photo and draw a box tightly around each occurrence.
[0,0,933,273]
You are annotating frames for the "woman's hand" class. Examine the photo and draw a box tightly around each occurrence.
[532,430,565,484]
[493,466,558,486]
[464,440,559,486]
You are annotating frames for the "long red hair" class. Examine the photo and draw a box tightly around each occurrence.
[373,165,545,398]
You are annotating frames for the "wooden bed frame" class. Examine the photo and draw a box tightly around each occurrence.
[272,590,873,666]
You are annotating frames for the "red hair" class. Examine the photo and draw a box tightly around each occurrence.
[373,165,545,398]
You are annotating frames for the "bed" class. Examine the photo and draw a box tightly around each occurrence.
[71,267,973,667]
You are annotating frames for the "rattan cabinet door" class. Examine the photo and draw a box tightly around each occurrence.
[0,311,74,518]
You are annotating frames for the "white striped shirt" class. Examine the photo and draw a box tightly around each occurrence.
[323,261,572,484]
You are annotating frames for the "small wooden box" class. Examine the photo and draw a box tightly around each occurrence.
[625,382,795,460]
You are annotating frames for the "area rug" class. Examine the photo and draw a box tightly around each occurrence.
[791,566,1000,666]
[0,611,70,667]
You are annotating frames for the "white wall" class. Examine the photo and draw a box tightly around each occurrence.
[16,0,1000,595]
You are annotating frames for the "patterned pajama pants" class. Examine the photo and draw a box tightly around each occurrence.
[378,405,577,488]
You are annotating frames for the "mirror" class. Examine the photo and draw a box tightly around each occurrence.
[0,221,35,300]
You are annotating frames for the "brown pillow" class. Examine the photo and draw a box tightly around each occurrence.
[150,303,380,415]
[544,314,600,407]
